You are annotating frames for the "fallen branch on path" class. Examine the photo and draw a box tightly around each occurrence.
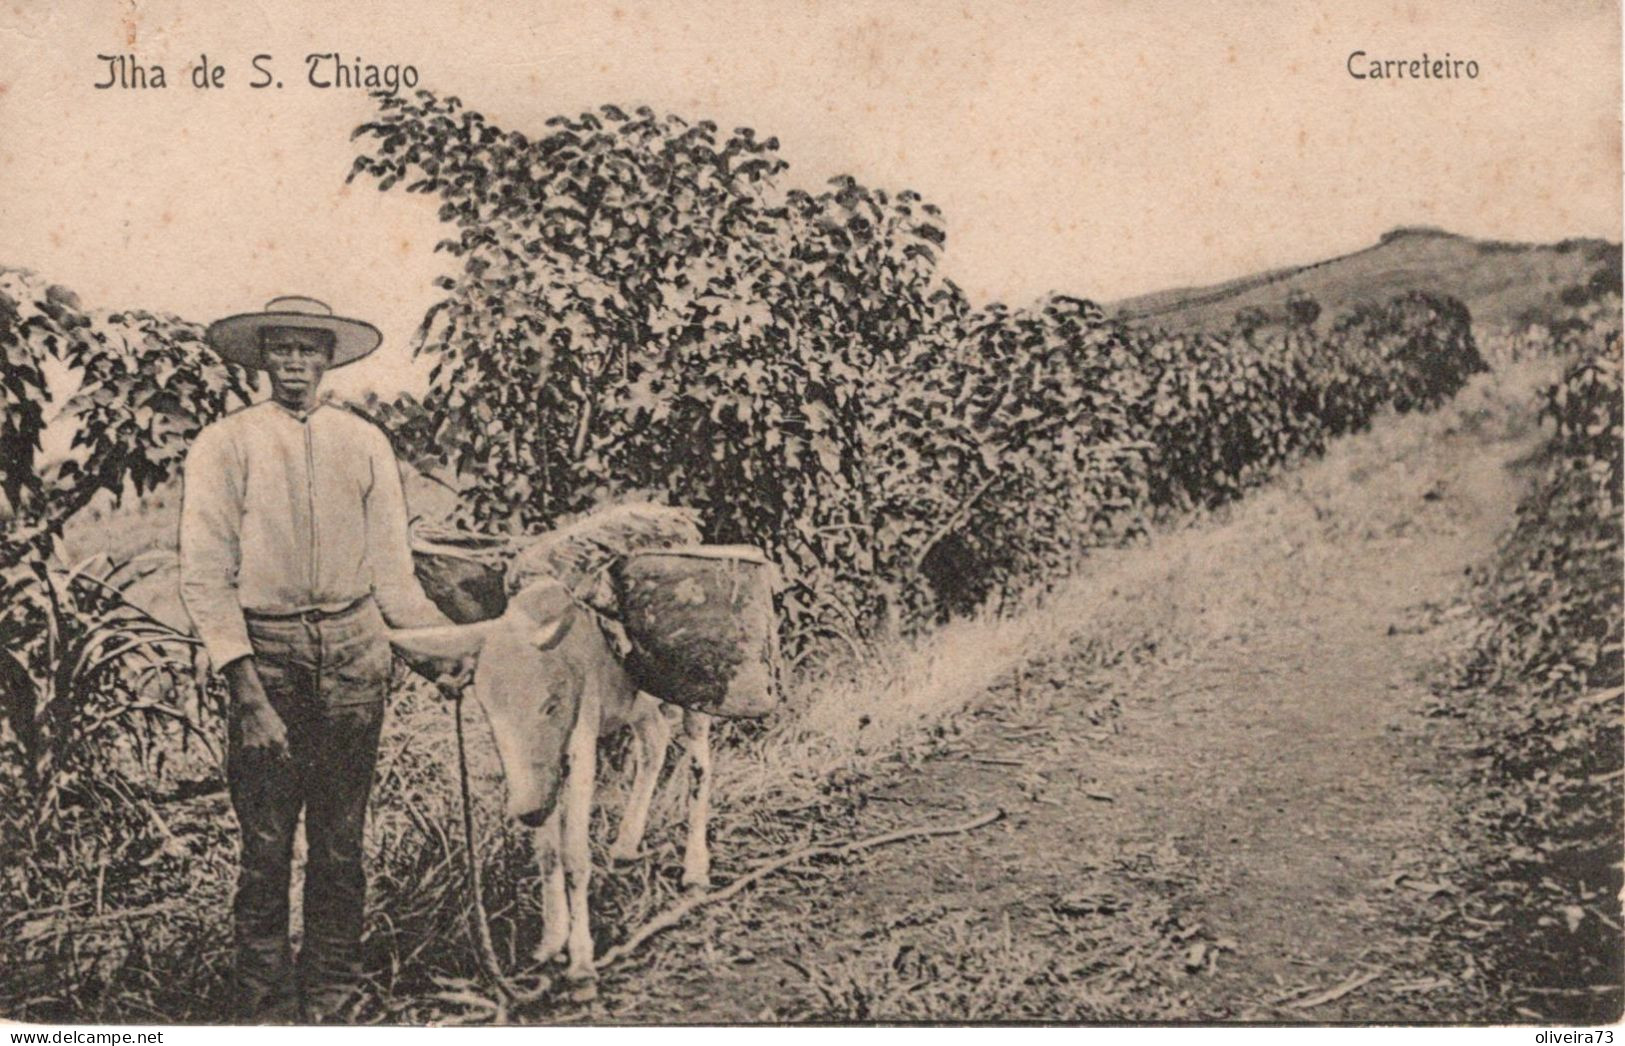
[1286,967,1387,1010]
[594,808,1006,972]
[1390,977,1453,993]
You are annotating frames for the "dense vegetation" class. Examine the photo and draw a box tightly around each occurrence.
[347,90,1486,642]
[1436,326,1622,1022]
[0,269,252,811]
[0,271,256,1019]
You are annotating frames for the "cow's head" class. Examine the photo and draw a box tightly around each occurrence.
[389,579,582,825]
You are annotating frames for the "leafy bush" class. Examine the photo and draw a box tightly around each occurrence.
[875,295,1151,619]
[348,95,954,652]
[0,549,220,810]
[900,290,1485,608]
[0,268,251,810]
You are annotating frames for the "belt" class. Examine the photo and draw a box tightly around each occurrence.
[243,594,371,624]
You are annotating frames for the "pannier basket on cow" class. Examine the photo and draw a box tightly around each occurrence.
[409,530,512,624]
[409,504,785,719]
[611,545,783,719]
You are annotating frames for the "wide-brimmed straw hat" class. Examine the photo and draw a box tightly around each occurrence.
[205,296,382,369]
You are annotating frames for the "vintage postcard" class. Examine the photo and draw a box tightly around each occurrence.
[0,0,1620,1030]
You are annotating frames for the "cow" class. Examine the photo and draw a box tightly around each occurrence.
[387,577,713,1002]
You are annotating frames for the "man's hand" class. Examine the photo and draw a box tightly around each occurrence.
[436,653,476,698]
[223,657,289,759]
[398,650,477,700]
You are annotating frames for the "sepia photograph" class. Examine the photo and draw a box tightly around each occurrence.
[0,0,1620,1029]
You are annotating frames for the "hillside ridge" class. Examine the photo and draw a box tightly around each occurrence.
[1109,227,1620,332]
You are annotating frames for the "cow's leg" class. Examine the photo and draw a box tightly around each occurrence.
[560,703,599,999]
[609,694,671,863]
[531,811,569,966]
[680,710,712,890]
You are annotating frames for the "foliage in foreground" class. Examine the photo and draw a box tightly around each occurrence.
[0,269,252,1019]
[0,268,249,817]
[1436,329,1623,1022]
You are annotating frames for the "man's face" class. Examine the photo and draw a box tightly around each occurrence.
[261,327,334,404]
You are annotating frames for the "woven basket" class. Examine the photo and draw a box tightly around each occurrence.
[611,545,782,718]
[410,533,511,624]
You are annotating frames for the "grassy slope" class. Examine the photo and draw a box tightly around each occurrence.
[1110,228,1619,334]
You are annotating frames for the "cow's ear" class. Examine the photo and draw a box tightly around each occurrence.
[506,578,576,650]
[529,602,575,651]
[509,578,572,623]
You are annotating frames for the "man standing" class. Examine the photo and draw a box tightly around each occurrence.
[180,296,459,1022]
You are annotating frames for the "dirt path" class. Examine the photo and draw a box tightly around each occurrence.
[578,398,1539,1023]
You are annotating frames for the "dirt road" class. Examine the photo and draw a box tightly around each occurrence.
[561,383,1540,1023]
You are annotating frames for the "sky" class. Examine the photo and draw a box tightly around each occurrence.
[1,0,1619,400]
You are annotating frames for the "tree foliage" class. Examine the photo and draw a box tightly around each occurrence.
[350,90,1491,657]
[879,295,1150,618]
[348,93,958,646]
[0,271,254,568]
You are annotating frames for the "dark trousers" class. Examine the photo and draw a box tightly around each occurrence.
[228,598,391,1022]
